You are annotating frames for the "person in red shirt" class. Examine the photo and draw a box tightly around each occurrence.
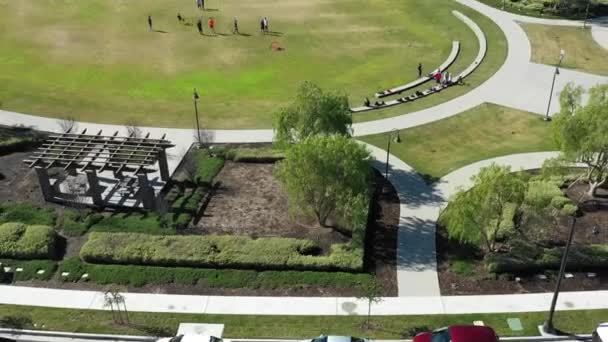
[208,17,215,33]
[434,71,442,84]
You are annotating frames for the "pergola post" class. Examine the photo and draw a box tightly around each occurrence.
[34,167,54,201]
[85,170,104,207]
[137,174,156,210]
[158,149,170,182]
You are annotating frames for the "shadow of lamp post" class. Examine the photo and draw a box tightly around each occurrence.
[385,128,401,179]
[193,88,201,146]
[542,216,577,335]
[544,50,565,122]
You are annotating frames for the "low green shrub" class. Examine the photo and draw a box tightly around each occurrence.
[80,232,363,271]
[486,242,608,273]
[12,260,57,281]
[0,222,56,259]
[171,188,205,214]
[524,181,564,209]
[0,313,33,329]
[0,203,56,226]
[194,150,224,186]
[90,213,176,235]
[451,259,476,276]
[550,196,572,210]
[562,204,579,216]
[225,147,284,163]
[59,258,373,289]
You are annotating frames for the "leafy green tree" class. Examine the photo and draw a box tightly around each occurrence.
[553,83,608,197]
[275,135,371,227]
[274,82,352,146]
[358,280,383,327]
[441,164,526,252]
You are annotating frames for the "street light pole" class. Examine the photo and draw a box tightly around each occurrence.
[583,0,591,28]
[544,50,565,121]
[385,129,401,179]
[543,216,577,335]
[193,88,201,146]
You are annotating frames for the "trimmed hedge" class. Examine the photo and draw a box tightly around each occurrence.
[194,150,224,185]
[59,257,372,289]
[0,223,56,259]
[225,147,284,163]
[2,259,57,281]
[80,232,363,271]
[486,240,608,273]
[0,203,56,226]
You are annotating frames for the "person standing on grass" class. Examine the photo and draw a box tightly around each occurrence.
[177,13,184,22]
[208,17,215,34]
[260,17,265,34]
[148,15,153,32]
[233,17,239,34]
[263,17,269,33]
[417,63,422,78]
[197,18,203,34]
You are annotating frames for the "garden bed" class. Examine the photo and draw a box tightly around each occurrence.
[438,182,608,295]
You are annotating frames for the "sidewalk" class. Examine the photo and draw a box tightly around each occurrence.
[1,285,606,315]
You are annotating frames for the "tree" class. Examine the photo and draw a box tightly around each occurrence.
[274,82,352,146]
[358,280,383,328]
[57,116,76,133]
[553,83,608,197]
[275,135,371,227]
[441,164,526,252]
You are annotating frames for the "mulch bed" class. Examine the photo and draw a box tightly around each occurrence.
[438,183,608,295]
[0,151,47,205]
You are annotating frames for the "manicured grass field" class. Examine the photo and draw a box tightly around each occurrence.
[0,0,505,128]
[0,304,604,338]
[359,103,557,180]
[522,24,608,75]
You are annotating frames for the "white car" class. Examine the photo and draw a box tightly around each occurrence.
[157,335,222,342]
[309,335,372,342]
[593,323,608,342]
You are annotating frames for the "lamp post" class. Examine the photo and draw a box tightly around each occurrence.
[543,216,577,335]
[544,50,565,122]
[583,0,591,28]
[385,129,401,179]
[502,0,506,10]
[193,88,201,146]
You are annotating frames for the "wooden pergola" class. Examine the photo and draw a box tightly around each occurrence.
[24,129,174,209]
[24,129,174,179]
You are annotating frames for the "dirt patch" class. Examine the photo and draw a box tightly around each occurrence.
[438,182,608,295]
[0,151,46,205]
[191,161,350,253]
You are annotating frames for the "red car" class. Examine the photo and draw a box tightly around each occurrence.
[414,326,499,342]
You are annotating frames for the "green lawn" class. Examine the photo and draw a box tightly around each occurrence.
[477,0,608,20]
[522,24,608,75]
[0,304,604,338]
[359,103,556,180]
[0,0,505,129]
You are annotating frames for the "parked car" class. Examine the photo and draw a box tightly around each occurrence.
[157,335,222,342]
[309,335,371,342]
[413,325,498,342]
[593,323,608,342]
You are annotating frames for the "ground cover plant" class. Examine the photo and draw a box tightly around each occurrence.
[523,24,608,75]
[0,259,57,282]
[80,232,363,271]
[359,103,556,181]
[0,126,46,156]
[0,0,506,128]
[0,222,56,259]
[0,202,56,226]
[0,304,605,338]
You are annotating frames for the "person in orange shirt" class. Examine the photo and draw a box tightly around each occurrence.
[208,17,215,34]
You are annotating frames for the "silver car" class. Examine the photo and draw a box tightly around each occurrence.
[310,335,372,342]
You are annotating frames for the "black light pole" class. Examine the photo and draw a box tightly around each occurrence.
[193,88,201,146]
[543,216,577,335]
[544,50,565,122]
[583,0,591,28]
[502,0,506,10]
[385,129,401,179]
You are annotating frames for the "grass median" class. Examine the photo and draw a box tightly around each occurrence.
[359,103,556,181]
[0,304,605,338]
